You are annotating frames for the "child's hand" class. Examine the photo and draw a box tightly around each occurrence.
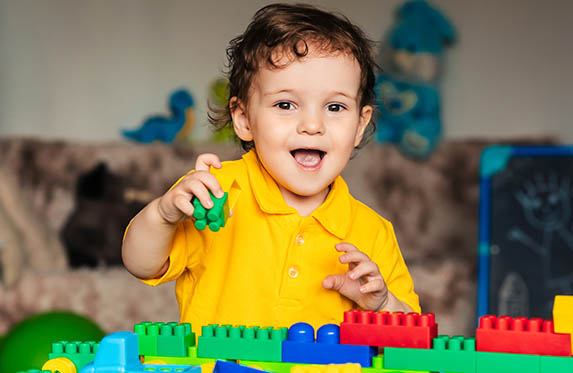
[322,242,388,311]
[157,153,224,225]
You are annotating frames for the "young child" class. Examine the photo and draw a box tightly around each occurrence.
[122,3,420,332]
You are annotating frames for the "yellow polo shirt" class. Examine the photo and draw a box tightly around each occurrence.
[142,149,420,332]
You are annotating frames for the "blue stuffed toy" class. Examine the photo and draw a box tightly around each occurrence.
[376,0,455,159]
[122,88,195,144]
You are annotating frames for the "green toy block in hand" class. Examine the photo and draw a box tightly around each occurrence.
[192,191,229,232]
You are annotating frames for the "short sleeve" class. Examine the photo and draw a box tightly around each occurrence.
[373,220,421,314]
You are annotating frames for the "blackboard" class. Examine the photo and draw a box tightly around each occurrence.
[478,145,573,320]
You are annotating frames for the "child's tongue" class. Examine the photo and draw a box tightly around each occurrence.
[293,149,322,167]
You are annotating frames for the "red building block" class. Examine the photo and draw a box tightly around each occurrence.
[340,310,438,349]
[476,315,572,357]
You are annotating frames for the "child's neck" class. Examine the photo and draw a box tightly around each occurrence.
[278,184,330,217]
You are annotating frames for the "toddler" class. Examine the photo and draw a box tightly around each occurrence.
[122,3,420,332]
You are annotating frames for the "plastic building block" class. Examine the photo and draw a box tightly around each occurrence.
[291,363,361,373]
[363,355,430,373]
[476,315,571,356]
[340,310,438,349]
[49,340,99,371]
[80,331,200,372]
[540,355,573,373]
[239,360,304,373]
[42,357,77,373]
[383,335,477,373]
[157,322,196,357]
[193,192,229,231]
[281,323,376,367]
[476,351,540,373]
[553,295,573,333]
[214,360,271,373]
[198,325,287,362]
[134,321,163,355]
[16,371,52,373]
[144,345,218,365]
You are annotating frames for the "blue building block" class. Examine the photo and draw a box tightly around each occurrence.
[214,360,272,373]
[282,323,376,367]
[80,331,200,372]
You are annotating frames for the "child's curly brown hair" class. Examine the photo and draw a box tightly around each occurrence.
[208,3,379,151]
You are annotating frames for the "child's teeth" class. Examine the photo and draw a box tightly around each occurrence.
[294,150,321,167]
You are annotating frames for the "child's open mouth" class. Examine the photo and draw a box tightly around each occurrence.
[290,148,326,170]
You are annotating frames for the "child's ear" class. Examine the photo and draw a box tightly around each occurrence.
[354,105,373,147]
[230,97,253,142]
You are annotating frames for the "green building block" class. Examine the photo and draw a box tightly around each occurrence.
[540,355,573,373]
[198,324,287,361]
[193,191,229,231]
[16,370,51,373]
[476,351,540,373]
[49,340,99,371]
[144,345,219,365]
[134,321,165,356]
[157,322,196,357]
[384,335,476,373]
[364,355,429,373]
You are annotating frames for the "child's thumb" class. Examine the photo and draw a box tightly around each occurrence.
[322,274,346,291]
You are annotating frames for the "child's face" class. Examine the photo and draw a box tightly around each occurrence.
[231,47,372,199]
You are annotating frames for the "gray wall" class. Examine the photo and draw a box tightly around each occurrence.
[1,0,572,142]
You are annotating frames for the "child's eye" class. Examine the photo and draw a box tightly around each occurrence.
[327,103,345,112]
[275,102,294,110]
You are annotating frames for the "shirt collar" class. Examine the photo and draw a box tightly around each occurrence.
[243,149,352,239]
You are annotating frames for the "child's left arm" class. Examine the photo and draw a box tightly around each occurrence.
[322,242,413,313]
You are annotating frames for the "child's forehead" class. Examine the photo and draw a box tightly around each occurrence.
[249,49,362,98]
[266,41,356,68]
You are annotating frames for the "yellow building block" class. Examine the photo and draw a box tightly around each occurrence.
[553,295,573,355]
[291,363,361,373]
[553,295,573,333]
[42,357,77,373]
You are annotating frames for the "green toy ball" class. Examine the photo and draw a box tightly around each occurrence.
[0,311,105,372]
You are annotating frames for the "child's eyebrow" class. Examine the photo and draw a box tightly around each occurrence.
[263,89,357,100]
[332,91,357,100]
[263,89,294,97]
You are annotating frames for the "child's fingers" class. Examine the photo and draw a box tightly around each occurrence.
[173,194,195,217]
[347,261,381,281]
[338,250,371,265]
[322,273,346,291]
[195,153,222,172]
[194,171,224,198]
[359,278,386,294]
[335,242,359,253]
[182,178,214,209]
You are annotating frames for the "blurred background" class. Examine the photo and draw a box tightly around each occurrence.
[1,0,572,142]
[0,0,572,362]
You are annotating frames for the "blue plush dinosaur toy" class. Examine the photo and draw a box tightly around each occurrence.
[122,89,195,144]
[376,0,455,159]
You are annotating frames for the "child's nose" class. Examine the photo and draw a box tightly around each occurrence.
[297,110,325,135]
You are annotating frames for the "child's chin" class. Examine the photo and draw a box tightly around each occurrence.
[288,182,330,198]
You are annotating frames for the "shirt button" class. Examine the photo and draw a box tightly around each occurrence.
[288,266,299,278]
[295,234,305,246]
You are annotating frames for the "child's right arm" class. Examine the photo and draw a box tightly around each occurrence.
[121,154,223,279]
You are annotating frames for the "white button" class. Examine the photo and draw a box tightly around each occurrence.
[288,266,299,278]
[295,234,305,246]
